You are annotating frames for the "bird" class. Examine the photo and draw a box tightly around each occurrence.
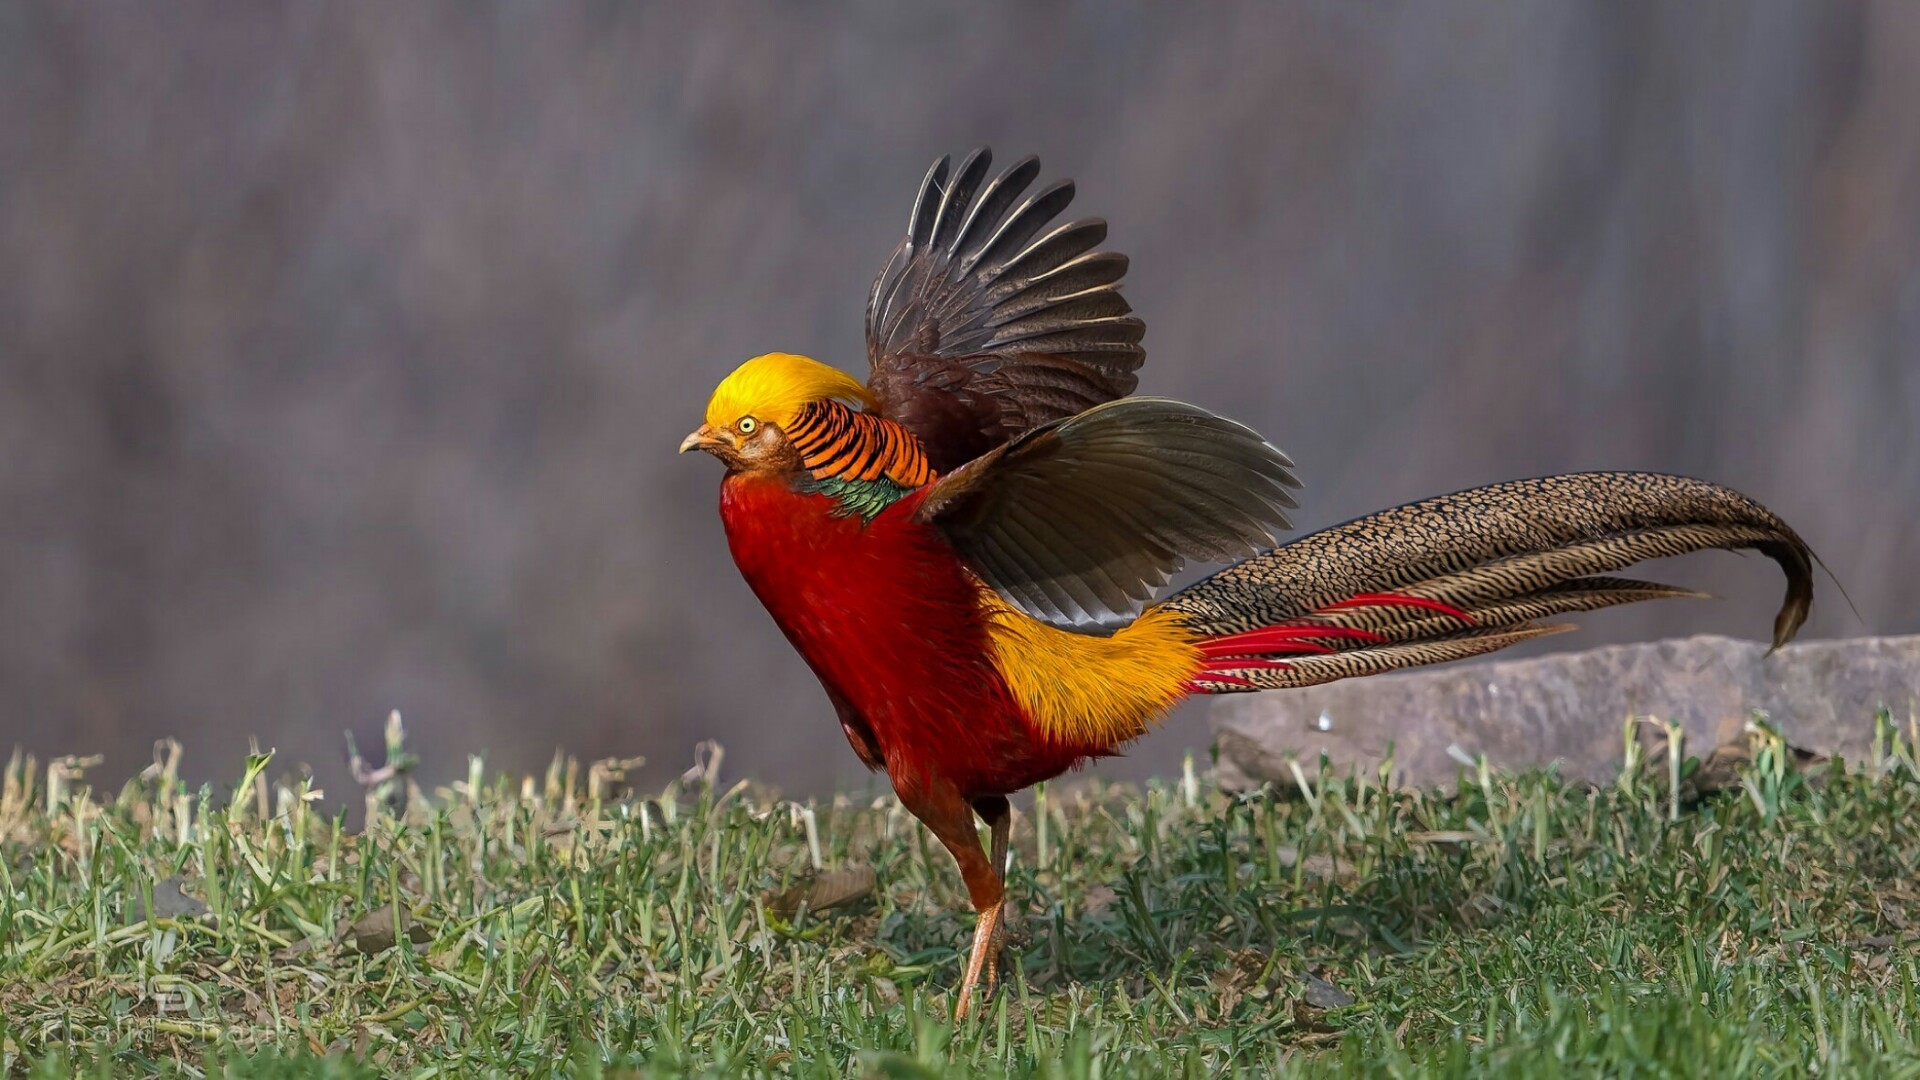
[678,148,1814,1018]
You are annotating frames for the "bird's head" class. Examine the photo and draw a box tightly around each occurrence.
[680,352,876,474]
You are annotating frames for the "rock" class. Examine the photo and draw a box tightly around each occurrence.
[348,906,431,954]
[1300,972,1355,1009]
[765,866,877,920]
[1210,634,1920,793]
[131,876,209,924]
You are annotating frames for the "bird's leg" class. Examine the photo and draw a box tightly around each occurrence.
[900,780,1006,1021]
[971,795,1012,989]
[976,794,1011,879]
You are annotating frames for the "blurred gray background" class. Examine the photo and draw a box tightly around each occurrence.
[3,2,1916,801]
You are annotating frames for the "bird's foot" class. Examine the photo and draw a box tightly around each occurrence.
[953,900,1008,1021]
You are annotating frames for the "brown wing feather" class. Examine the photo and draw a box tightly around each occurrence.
[866,149,1145,472]
[916,398,1302,628]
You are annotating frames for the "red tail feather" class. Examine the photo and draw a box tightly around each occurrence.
[1186,670,1257,691]
[1323,592,1476,622]
[1185,590,1477,695]
[1196,625,1387,657]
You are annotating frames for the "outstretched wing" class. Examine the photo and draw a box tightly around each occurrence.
[866,148,1146,473]
[915,399,1302,628]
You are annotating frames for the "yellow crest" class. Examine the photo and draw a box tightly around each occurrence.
[704,353,875,431]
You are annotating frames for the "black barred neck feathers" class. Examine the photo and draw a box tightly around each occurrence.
[785,399,934,488]
[784,399,935,519]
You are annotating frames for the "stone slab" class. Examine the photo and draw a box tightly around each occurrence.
[1209,634,1920,792]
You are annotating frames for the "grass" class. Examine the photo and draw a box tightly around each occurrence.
[3,710,1920,1077]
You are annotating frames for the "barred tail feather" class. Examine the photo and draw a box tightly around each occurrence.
[1163,472,1814,694]
[1187,625,1576,693]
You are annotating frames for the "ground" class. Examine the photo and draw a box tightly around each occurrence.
[3,711,1918,1078]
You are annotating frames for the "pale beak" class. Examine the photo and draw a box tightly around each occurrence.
[679,424,724,455]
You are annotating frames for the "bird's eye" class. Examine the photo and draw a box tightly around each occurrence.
[737,416,758,435]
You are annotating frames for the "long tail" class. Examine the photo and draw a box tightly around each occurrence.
[1161,472,1814,693]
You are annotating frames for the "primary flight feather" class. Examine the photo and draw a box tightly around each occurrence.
[680,148,1815,1018]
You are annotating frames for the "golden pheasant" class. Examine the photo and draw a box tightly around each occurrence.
[679,149,1814,1017]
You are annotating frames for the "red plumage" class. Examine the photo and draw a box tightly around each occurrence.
[719,474,1098,799]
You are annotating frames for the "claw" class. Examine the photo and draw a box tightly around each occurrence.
[984,908,1008,988]
[953,899,1006,1020]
